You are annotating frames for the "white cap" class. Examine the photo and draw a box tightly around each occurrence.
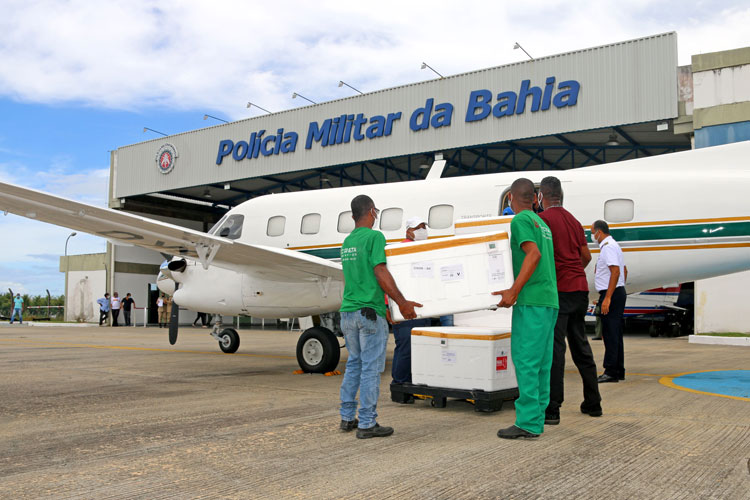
[406,216,427,229]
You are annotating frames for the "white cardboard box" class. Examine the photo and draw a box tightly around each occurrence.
[411,327,517,392]
[385,231,512,322]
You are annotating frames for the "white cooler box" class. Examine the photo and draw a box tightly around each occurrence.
[454,216,513,236]
[411,327,517,392]
[385,231,512,322]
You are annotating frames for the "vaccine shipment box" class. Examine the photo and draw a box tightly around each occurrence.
[411,327,516,392]
[385,231,512,322]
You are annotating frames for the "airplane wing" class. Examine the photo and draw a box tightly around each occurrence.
[0,181,342,282]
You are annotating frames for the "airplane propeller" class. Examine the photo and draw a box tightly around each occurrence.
[168,285,179,345]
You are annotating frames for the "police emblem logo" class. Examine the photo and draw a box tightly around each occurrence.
[155,143,178,174]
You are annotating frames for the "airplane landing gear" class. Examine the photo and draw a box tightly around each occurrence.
[210,321,240,354]
[296,326,340,373]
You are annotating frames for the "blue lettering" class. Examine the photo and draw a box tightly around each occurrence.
[516,79,542,114]
[384,112,402,135]
[273,129,283,155]
[366,115,386,139]
[216,140,233,165]
[252,130,265,158]
[410,99,433,131]
[492,92,516,117]
[306,120,331,149]
[232,141,249,161]
[541,77,555,111]
[343,115,354,143]
[281,132,298,153]
[352,113,367,141]
[465,90,492,122]
[260,136,275,156]
[431,103,452,128]
[553,80,580,108]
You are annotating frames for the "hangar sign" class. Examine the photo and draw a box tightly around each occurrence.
[215,76,580,165]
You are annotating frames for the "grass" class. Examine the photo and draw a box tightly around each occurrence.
[696,332,750,338]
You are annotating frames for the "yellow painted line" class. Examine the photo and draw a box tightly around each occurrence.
[412,330,511,341]
[659,369,750,402]
[455,217,513,228]
[0,338,296,359]
[385,232,508,257]
[288,234,452,251]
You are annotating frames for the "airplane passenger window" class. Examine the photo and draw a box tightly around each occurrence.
[301,213,321,234]
[429,204,454,230]
[379,208,403,231]
[337,211,354,233]
[266,215,286,237]
[604,199,634,223]
[209,214,244,240]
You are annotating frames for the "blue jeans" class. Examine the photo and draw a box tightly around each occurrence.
[392,318,431,384]
[10,308,22,323]
[339,310,389,429]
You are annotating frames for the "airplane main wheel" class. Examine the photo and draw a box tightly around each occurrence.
[218,328,240,353]
[296,327,340,373]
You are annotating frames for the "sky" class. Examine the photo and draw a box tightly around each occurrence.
[1,0,749,296]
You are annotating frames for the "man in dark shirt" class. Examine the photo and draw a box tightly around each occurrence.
[538,177,602,424]
[122,293,136,327]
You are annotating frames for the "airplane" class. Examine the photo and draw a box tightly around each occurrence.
[1,140,749,373]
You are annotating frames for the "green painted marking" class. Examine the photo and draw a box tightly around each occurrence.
[585,221,750,243]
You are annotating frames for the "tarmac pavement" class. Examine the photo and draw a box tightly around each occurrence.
[0,325,748,499]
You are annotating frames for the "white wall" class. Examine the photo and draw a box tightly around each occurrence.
[66,270,106,322]
[114,245,166,264]
[695,270,750,333]
[693,64,750,109]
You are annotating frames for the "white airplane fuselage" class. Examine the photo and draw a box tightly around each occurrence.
[163,142,750,318]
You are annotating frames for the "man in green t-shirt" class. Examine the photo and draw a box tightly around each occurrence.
[339,194,422,439]
[493,178,559,439]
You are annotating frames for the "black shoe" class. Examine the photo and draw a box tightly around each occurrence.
[597,374,619,383]
[544,412,560,425]
[591,336,602,340]
[580,404,603,417]
[356,423,394,439]
[395,394,415,404]
[339,418,358,432]
[497,425,539,439]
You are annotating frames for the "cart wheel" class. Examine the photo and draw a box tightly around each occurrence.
[431,397,447,408]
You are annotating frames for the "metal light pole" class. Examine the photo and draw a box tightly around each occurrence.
[64,232,76,322]
[291,92,317,105]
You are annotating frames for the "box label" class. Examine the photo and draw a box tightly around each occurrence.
[440,264,464,282]
[488,254,506,283]
[442,350,457,364]
[496,356,508,371]
[411,261,434,278]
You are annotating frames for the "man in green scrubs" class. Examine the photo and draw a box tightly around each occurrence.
[493,178,559,439]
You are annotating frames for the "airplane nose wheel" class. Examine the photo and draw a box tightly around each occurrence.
[296,326,340,373]
[217,328,240,353]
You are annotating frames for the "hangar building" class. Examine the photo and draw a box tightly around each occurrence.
[60,32,750,332]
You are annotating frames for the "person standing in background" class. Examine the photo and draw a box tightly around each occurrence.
[9,293,24,324]
[97,293,110,326]
[122,293,136,326]
[111,292,121,327]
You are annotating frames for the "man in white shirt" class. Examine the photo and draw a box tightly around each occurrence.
[591,220,627,383]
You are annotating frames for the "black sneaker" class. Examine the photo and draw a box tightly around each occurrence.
[339,419,358,432]
[580,404,603,417]
[356,423,394,439]
[544,412,560,425]
[497,425,539,439]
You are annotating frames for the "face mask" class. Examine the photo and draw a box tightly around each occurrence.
[371,209,379,229]
[590,231,598,243]
[413,228,428,241]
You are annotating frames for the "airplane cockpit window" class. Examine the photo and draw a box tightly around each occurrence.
[301,213,321,235]
[604,199,634,223]
[429,204,454,229]
[379,208,403,231]
[267,215,286,237]
[337,211,354,233]
[209,214,244,240]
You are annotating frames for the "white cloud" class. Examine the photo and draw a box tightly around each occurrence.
[0,1,748,120]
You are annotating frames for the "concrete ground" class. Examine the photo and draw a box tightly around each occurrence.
[0,325,748,500]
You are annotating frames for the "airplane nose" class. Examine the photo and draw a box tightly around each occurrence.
[156,272,176,295]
